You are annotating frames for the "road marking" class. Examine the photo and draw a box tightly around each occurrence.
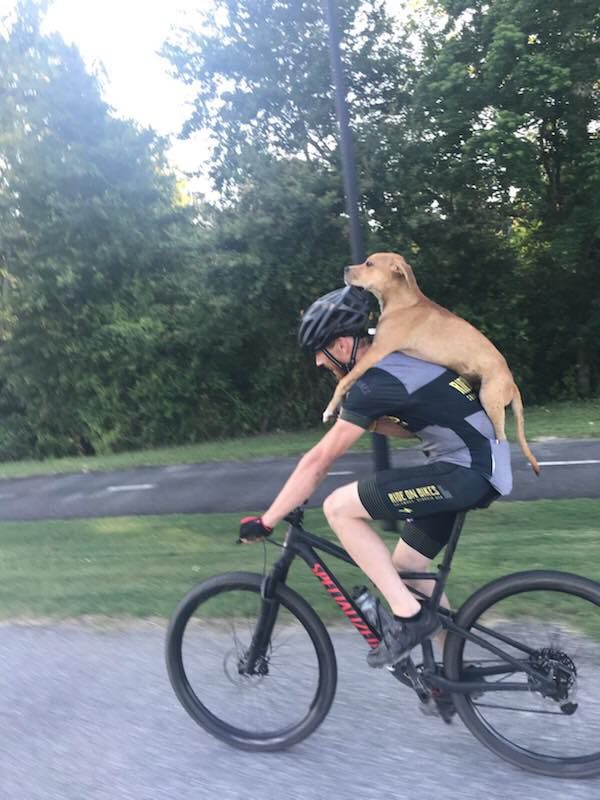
[538,460,600,467]
[327,470,354,476]
[106,484,155,493]
[65,492,84,502]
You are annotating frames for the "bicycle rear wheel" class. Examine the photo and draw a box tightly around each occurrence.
[166,571,337,751]
[444,570,600,778]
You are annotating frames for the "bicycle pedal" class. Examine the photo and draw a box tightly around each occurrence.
[419,698,440,717]
[419,696,456,724]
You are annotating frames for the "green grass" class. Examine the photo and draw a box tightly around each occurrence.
[508,398,600,440]
[0,398,597,479]
[0,500,597,624]
[0,429,336,479]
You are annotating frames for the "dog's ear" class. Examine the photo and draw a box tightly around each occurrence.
[390,255,417,289]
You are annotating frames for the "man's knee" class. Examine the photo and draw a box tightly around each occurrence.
[323,482,370,527]
[323,488,345,524]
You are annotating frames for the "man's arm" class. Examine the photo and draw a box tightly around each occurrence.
[368,416,416,439]
[261,419,364,529]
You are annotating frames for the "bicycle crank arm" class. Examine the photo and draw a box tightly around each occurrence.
[388,658,431,701]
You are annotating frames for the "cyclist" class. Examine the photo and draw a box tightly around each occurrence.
[239,286,512,668]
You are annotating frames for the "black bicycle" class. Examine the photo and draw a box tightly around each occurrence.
[166,508,600,778]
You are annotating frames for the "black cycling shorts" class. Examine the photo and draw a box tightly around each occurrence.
[357,462,499,559]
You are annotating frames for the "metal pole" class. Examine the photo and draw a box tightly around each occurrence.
[325,0,363,262]
[324,0,395,531]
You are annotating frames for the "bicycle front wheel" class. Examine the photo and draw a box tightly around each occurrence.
[444,570,600,778]
[166,571,337,751]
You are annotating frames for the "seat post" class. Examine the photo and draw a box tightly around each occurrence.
[429,511,467,608]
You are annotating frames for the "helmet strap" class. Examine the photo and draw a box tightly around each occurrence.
[322,336,361,374]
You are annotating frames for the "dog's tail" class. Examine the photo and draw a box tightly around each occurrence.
[511,387,540,475]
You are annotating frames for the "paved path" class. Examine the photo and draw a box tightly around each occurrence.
[0,438,599,520]
[1,621,599,800]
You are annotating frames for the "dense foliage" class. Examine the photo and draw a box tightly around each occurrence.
[0,0,598,459]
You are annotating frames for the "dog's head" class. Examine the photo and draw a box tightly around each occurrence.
[343,252,417,295]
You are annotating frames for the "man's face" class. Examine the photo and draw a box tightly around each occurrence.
[315,336,358,380]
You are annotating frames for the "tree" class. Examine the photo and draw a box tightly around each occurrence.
[175,153,354,434]
[165,0,600,404]
[0,1,200,457]
[2,0,596,460]
[163,0,410,189]
[402,0,600,397]
[160,0,421,427]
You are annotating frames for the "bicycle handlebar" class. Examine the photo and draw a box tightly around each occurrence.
[283,506,305,527]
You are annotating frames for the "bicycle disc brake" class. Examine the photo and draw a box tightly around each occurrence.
[223,648,269,684]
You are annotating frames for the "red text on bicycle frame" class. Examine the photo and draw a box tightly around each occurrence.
[312,562,379,648]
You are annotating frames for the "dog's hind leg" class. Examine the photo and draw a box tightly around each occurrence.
[479,377,540,474]
[478,379,508,442]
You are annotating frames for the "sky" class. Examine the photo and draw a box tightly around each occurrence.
[1,0,406,192]
[47,0,204,134]
[0,0,216,189]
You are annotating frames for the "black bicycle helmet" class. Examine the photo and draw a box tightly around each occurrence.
[298,286,371,352]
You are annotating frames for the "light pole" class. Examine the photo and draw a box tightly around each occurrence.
[324,0,395,531]
[324,0,364,261]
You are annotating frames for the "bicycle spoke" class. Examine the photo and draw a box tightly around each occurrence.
[454,584,600,769]
[167,578,334,746]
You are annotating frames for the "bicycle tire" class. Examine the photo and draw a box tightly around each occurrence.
[166,571,337,751]
[444,570,600,778]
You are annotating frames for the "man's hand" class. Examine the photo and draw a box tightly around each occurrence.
[239,516,273,544]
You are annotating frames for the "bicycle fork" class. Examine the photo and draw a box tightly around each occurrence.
[241,553,294,676]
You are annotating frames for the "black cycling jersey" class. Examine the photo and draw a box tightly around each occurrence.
[339,351,512,496]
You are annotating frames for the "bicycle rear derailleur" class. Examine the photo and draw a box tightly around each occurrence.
[528,647,578,714]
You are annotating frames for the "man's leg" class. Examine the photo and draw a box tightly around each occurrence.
[332,464,492,668]
[391,539,450,650]
[323,482,421,618]
[391,538,460,721]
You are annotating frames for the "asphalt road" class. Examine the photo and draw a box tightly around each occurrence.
[0,438,598,520]
[1,621,599,800]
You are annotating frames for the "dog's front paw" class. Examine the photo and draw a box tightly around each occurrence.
[322,407,335,423]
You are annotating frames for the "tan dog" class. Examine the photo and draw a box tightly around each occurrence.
[323,251,540,474]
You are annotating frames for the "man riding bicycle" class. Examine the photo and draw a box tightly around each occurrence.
[239,286,512,668]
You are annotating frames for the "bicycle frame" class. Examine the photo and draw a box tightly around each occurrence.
[245,509,557,697]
